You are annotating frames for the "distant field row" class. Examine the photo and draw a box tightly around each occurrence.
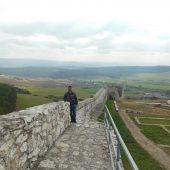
[128,72,170,81]
[119,99,170,156]
[120,100,170,116]
[110,73,170,97]
[139,125,170,146]
[25,86,97,97]
[126,80,170,91]
[104,101,165,170]
[138,117,170,125]
[66,72,170,92]
[16,87,97,111]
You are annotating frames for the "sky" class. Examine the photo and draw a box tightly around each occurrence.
[0,0,170,65]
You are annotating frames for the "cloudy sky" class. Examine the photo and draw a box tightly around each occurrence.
[0,0,170,65]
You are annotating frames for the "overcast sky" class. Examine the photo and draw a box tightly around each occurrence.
[0,0,170,65]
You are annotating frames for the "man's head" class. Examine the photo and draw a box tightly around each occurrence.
[68,85,72,92]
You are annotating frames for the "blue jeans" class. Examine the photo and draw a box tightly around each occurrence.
[70,104,77,121]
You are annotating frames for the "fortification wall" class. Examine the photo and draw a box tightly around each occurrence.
[0,88,107,170]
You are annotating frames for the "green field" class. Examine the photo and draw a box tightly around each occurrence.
[121,80,170,92]
[124,90,144,97]
[139,125,170,146]
[93,72,170,86]
[114,72,170,98]
[128,81,170,91]
[16,87,97,111]
[99,101,165,170]
[22,86,97,99]
[135,114,170,118]
[105,73,170,92]
[16,94,51,110]
[120,99,170,158]
[128,73,170,82]
[138,117,170,125]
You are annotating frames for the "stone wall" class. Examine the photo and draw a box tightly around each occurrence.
[0,88,107,170]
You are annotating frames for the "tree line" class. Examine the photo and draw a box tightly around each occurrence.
[0,83,17,115]
[0,84,31,115]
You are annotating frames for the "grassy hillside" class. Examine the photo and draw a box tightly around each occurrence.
[98,101,165,170]
[16,94,51,110]
[128,72,170,82]
[119,99,170,156]
[16,87,97,111]
[1,66,170,79]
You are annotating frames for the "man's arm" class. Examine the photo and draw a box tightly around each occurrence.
[74,93,78,105]
[63,93,67,102]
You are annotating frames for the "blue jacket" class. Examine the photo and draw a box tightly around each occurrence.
[64,91,78,105]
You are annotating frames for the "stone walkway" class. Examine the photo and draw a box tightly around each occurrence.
[32,108,111,170]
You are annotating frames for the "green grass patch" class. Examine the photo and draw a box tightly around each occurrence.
[16,87,97,111]
[125,79,170,91]
[105,100,165,170]
[124,91,143,97]
[129,73,170,82]
[139,125,170,146]
[81,88,98,95]
[139,117,170,125]
[22,86,96,99]
[137,114,170,118]
[16,94,51,111]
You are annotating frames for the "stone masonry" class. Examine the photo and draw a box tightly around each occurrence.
[0,88,109,170]
[33,105,111,170]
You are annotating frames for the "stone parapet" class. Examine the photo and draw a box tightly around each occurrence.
[0,88,107,170]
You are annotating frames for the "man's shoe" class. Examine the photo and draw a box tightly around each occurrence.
[73,120,77,123]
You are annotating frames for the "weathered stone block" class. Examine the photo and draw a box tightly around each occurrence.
[0,139,14,156]
[32,126,41,134]
[0,159,5,170]
[9,147,18,159]
[13,129,23,138]
[19,153,28,167]
[39,159,56,168]
[0,164,5,170]
[20,142,28,153]
[28,148,39,159]
[16,134,28,144]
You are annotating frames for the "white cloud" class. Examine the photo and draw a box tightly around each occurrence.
[75,37,92,44]
[0,0,170,65]
[93,32,110,40]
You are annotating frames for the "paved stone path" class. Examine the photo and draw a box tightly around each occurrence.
[32,108,111,170]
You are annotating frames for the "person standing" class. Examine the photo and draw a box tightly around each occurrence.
[64,85,78,123]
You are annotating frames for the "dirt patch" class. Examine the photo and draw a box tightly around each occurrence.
[119,109,170,170]
[119,100,170,116]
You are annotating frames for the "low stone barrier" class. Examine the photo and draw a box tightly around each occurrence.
[0,88,107,170]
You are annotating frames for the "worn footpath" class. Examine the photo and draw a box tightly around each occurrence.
[32,107,111,170]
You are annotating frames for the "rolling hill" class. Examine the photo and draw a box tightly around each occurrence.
[0,66,170,80]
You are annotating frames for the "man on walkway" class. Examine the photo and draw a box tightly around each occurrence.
[64,85,78,123]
